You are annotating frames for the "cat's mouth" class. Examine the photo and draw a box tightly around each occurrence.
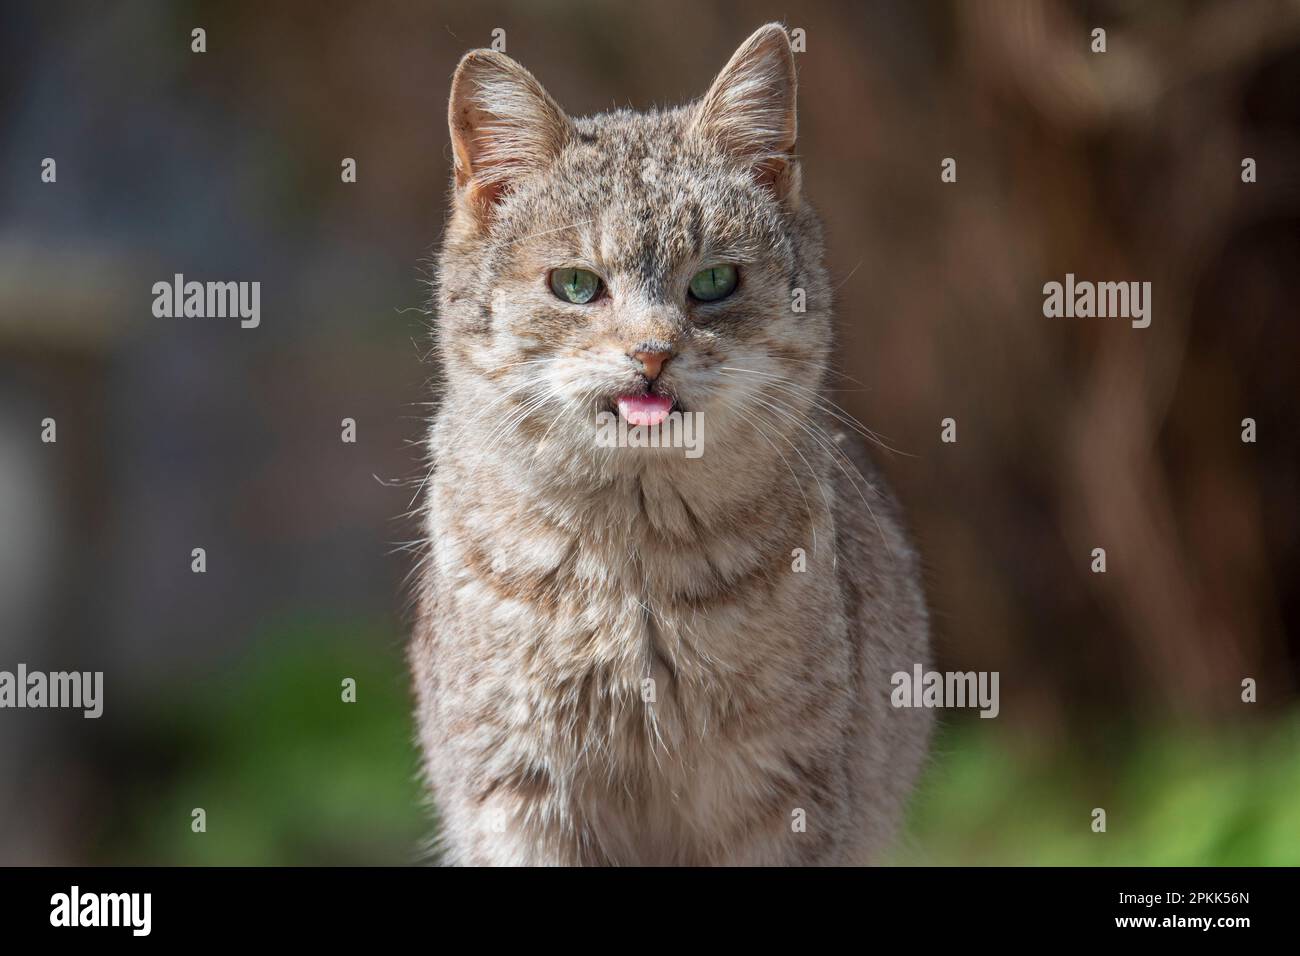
[611,391,677,427]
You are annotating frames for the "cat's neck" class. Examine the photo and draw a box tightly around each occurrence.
[435,404,831,553]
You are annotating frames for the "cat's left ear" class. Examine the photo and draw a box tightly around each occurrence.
[691,23,800,205]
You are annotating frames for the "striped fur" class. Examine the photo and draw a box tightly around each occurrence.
[410,24,931,866]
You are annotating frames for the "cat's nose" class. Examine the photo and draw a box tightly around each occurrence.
[631,349,673,381]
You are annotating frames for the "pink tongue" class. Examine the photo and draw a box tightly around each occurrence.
[617,393,674,427]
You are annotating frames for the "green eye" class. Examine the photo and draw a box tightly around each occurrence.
[688,264,739,302]
[549,267,602,304]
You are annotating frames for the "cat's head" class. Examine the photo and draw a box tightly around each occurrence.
[436,24,830,473]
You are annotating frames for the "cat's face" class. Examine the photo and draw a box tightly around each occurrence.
[437,25,830,471]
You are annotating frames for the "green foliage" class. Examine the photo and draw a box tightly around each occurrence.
[103,619,428,865]
[895,716,1300,866]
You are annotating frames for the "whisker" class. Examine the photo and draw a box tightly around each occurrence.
[743,387,895,559]
[713,393,823,555]
[508,218,595,245]
[717,366,914,458]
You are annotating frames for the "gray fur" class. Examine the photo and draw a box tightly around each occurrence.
[409,23,931,865]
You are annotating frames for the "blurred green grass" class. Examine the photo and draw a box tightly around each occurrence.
[99,619,1300,865]
[895,715,1300,865]
[101,619,429,865]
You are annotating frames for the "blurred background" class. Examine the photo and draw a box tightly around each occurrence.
[1,0,1297,865]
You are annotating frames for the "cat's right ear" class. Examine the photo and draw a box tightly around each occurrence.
[448,50,573,225]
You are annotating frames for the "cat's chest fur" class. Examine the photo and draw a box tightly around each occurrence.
[430,455,842,715]
[419,452,860,862]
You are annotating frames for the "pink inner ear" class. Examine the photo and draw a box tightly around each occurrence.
[469,178,508,210]
[752,154,799,205]
[754,157,788,193]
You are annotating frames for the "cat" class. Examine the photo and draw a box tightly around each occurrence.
[408,23,932,865]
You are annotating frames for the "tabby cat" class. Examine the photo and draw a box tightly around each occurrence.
[409,23,931,865]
